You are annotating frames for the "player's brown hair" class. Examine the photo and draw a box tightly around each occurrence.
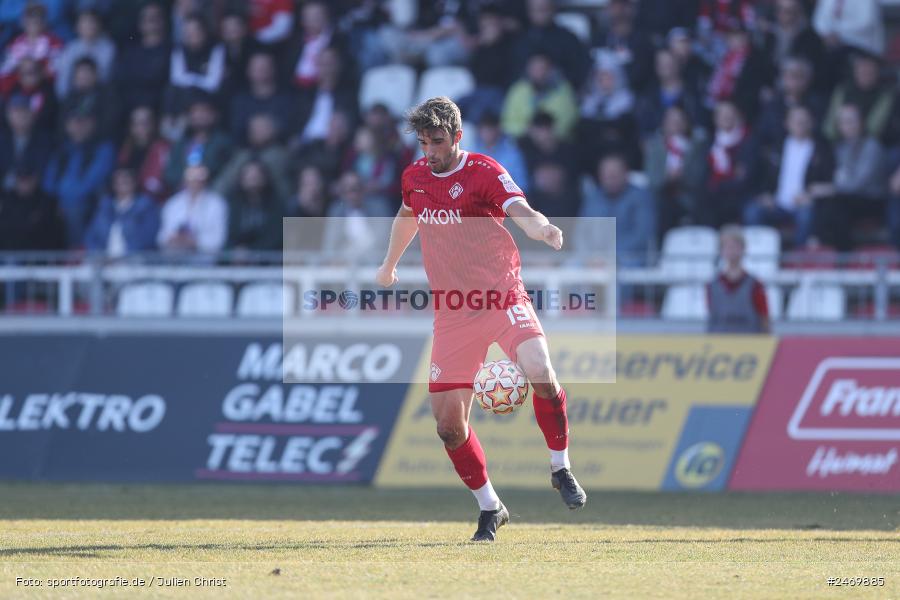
[405,96,462,137]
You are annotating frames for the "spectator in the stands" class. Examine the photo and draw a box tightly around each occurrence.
[0,0,72,45]
[526,161,580,218]
[666,28,711,105]
[0,2,63,93]
[468,111,529,193]
[592,0,654,91]
[165,13,225,114]
[0,161,65,250]
[343,125,399,212]
[117,106,171,202]
[296,46,358,147]
[706,225,770,334]
[515,0,590,88]
[229,51,297,144]
[215,113,291,204]
[55,9,116,98]
[636,47,703,139]
[321,170,390,260]
[378,0,472,68]
[158,164,228,253]
[226,159,283,251]
[163,93,232,191]
[361,104,411,167]
[457,7,516,124]
[6,58,57,135]
[760,0,826,90]
[84,166,160,257]
[61,57,119,138]
[42,102,116,247]
[700,100,756,228]
[755,58,826,152]
[577,153,655,264]
[519,111,577,186]
[696,0,756,64]
[743,105,833,248]
[0,93,52,189]
[290,164,329,219]
[644,104,708,242]
[114,2,170,114]
[813,0,884,59]
[289,1,336,89]
[220,11,262,97]
[295,110,353,181]
[248,0,295,47]
[822,51,893,142]
[502,52,577,140]
[809,103,885,251]
[705,24,772,122]
[577,50,640,169]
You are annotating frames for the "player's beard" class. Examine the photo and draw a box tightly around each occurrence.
[429,149,460,174]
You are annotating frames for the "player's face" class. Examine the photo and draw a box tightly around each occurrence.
[417,128,462,174]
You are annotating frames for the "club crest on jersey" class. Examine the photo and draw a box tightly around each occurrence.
[449,182,464,200]
[430,362,442,381]
[418,207,462,225]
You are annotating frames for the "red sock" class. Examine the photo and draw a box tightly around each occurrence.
[445,427,488,490]
[533,387,569,451]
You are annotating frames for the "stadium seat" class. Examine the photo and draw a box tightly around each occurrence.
[117,282,175,317]
[237,282,296,317]
[555,12,592,42]
[414,66,475,106]
[359,64,417,117]
[659,226,718,280]
[765,285,783,321]
[786,283,846,321]
[661,284,708,320]
[177,282,234,317]
[743,226,780,278]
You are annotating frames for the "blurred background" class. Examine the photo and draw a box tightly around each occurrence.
[0,0,898,494]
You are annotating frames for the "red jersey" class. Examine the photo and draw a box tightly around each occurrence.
[401,151,528,320]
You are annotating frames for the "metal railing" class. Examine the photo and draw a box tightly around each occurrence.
[0,250,897,321]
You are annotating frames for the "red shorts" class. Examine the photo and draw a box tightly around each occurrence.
[428,301,545,393]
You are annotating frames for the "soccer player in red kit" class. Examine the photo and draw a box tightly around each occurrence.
[375,97,586,542]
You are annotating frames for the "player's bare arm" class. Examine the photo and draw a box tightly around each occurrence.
[376,204,417,287]
[506,201,564,250]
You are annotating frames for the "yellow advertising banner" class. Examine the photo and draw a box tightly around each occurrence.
[375,335,777,490]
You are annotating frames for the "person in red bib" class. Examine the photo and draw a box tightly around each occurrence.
[376,97,586,542]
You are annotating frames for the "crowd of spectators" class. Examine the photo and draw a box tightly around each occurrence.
[1,0,900,259]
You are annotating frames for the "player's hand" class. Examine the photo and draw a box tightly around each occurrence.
[375,263,398,287]
[541,224,563,250]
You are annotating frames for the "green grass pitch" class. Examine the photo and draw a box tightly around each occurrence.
[0,483,897,599]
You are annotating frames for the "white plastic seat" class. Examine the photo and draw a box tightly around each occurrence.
[743,225,780,279]
[555,12,592,42]
[662,284,709,320]
[414,66,475,106]
[765,285,783,321]
[177,282,233,317]
[237,282,296,317]
[660,226,718,280]
[117,282,175,317]
[359,64,417,117]
[787,283,846,321]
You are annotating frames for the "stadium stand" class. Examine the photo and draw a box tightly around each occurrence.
[0,0,899,327]
[176,281,234,317]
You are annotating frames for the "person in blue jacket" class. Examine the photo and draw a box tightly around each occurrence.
[84,166,160,257]
[42,99,115,247]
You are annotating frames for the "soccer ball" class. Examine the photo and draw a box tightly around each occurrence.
[474,359,529,415]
